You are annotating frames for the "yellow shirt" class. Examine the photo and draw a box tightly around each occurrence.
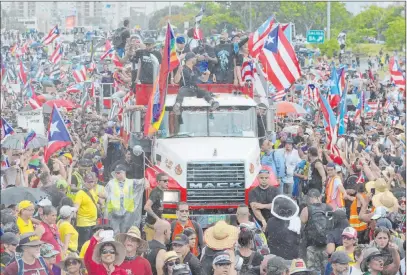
[74,189,98,227]
[336,246,356,266]
[57,220,79,254]
[16,216,35,235]
[79,240,90,258]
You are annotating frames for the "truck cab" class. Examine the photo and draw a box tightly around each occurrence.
[123,84,264,227]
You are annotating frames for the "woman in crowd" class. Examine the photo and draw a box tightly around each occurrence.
[35,206,62,263]
[183,228,199,257]
[335,227,359,266]
[57,205,79,257]
[369,228,401,275]
[350,246,364,275]
[40,243,61,275]
[16,200,36,235]
[163,251,181,275]
[58,253,87,275]
[236,228,264,275]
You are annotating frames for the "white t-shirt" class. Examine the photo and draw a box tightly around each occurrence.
[349,266,363,275]
[283,149,301,183]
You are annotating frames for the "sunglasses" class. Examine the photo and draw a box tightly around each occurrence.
[167,261,177,267]
[66,260,80,267]
[342,235,355,240]
[101,249,116,255]
[178,210,189,213]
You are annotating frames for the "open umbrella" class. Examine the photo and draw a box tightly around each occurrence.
[45,99,79,111]
[276,101,307,115]
[1,187,48,205]
[1,133,48,150]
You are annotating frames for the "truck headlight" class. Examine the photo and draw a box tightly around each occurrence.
[163,190,180,203]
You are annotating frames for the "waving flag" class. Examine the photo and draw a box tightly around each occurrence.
[10,44,18,56]
[328,65,341,109]
[50,44,63,64]
[318,90,337,140]
[354,90,365,119]
[270,90,287,102]
[49,64,60,80]
[42,25,60,45]
[112,52,123,68]
[66,83,83,94]
[144,23,180,135]
[28,91,43,110]
[73,65,87,83]
[194,6,205,40]
[1,117,14,139]
[249,16,274,58]
[338,83,348,135]
[1,155,10,168]
[304,83,318,103]
[241,58,256,83]
[100,40,114,60]
[44,105,72,163]
[35,65,44,80]
[18,60,27,85]
[389,57,406,90]
[258,24,301,92]
[24,130,37,149]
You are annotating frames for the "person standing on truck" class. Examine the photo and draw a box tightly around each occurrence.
[100,64,114,97]
[172,52,219,115]
[170,202,204,257]
[144,173,169,241]
[249,170,280,232]
[135,38,162,84]
[113,19,130,58]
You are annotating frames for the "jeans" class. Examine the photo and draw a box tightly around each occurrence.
[116,47,125,58]
[175,86,213,105]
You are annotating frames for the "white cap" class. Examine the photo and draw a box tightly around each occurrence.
[37,198,52,207]
[59,206,77,218]
[371,206,388,220]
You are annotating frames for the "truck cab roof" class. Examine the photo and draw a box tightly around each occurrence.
[165,94,257,107]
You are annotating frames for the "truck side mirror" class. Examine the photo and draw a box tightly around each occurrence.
[266,107,274,133]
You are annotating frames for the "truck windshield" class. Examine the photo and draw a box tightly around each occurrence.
[159,107,257,138]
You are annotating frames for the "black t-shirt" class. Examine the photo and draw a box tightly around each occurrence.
[135,49,163,84]
[236,250,264,275]
[214,42,235,83]
[180,66,199,88]
[118,29,130,49]
[266,218,300,260]
[100,70,113,83]
[192,44,216,74]
[248,186,280,224]
[145,187,163,225]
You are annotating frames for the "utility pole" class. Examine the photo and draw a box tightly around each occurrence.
[169,2,172,17]
[327,1,331,40]
[249,2,252,32]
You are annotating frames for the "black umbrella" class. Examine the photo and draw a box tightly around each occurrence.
[0,187,48,205]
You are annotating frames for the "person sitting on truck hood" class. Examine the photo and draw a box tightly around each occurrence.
[260,138,287,189]
[172,52,219,116]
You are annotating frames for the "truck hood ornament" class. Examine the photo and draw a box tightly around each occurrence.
[213,148,217,157]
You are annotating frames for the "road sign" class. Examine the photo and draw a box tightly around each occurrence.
[307,30,325,44]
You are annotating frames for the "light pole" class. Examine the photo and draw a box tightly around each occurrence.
[327,2,331,40]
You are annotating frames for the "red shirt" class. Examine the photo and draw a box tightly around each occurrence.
[40,222,62,263]
[4,259,48,275]
[84,237,127,275]
[119,257,153,275]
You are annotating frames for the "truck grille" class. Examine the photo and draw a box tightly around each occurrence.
[186,162,245,204]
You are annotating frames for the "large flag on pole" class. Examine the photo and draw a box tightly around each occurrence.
[44,105,72,163]
[338,83,348,135]
[258,24,301,92]
[389,56,406,90]
[50,44,63,64]
[194,6,204,40]
[249,16,274,58]
[144,23,180,135]
[1,117,14,139]
[100,40,114,60]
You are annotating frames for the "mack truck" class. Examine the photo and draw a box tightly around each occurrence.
[121,84,274,228]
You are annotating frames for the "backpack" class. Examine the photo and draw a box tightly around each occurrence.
[112,27,126,48]
[306,204,330,247]
[17,256,50,275]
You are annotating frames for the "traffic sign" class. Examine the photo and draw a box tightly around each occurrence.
[307,30,325,44]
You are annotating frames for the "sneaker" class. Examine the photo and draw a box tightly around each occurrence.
[173,103,181,115]
[210,100,219,111]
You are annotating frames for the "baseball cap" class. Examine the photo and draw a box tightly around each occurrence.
[40,243,60,258]
[1,232,19,246]
[285,137,294,144]
[289,259,310,275]
[37,197,52,207]
[307,189,321,198]
[212,252,232,265]
[371,206,388,220]
[144,38,155,45]
[59,206,77,219]
[331,251,351,264]
[176,36,185,44]
[172,234,189,246]
[267,256,288,275]
[18,200,33,212]
[114,164,127,173]
[342,227,357,239]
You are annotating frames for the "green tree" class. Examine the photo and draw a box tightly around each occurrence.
[318,38,339,58]
[384,17,406,50]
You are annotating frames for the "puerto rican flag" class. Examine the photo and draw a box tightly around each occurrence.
[42,25,60,45]
[356,172,365,184]
[66,83,83,94]
[43,105,72,163]
[73,65,87,83]
[241,58,256,83]
[194,6,205,40]
[258,24,301,92]
[249,16,274,58]
[28,91,43,110]
[304,83,319,103]
[1,117,14,139]
[112,52,123,68]
[270,90,287,102]
[366,101,379,117]
[50,44,63,64]
[18,60,28,85]
[100,40,114,60]
[389,57,406,90]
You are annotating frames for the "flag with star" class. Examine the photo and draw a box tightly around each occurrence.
[44,105,72,163]
[258,24,301,92]
[1,117,14,140]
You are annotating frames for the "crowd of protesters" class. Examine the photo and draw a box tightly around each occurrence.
[1,16,406,275]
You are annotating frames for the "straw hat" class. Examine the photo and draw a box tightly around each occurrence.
[204,220,239,250]
[164,251,179,263]
[289,259,310,275]
[392,124,405,133]
[365,178,389,194]
[361,247,386,272]
[92,236,126,266]
[115,226,148,253]
[372,191,400,213]
[57,253,85,271]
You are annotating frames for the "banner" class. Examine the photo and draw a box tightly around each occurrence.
[17,109,45,135]
[65,16,76,30]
